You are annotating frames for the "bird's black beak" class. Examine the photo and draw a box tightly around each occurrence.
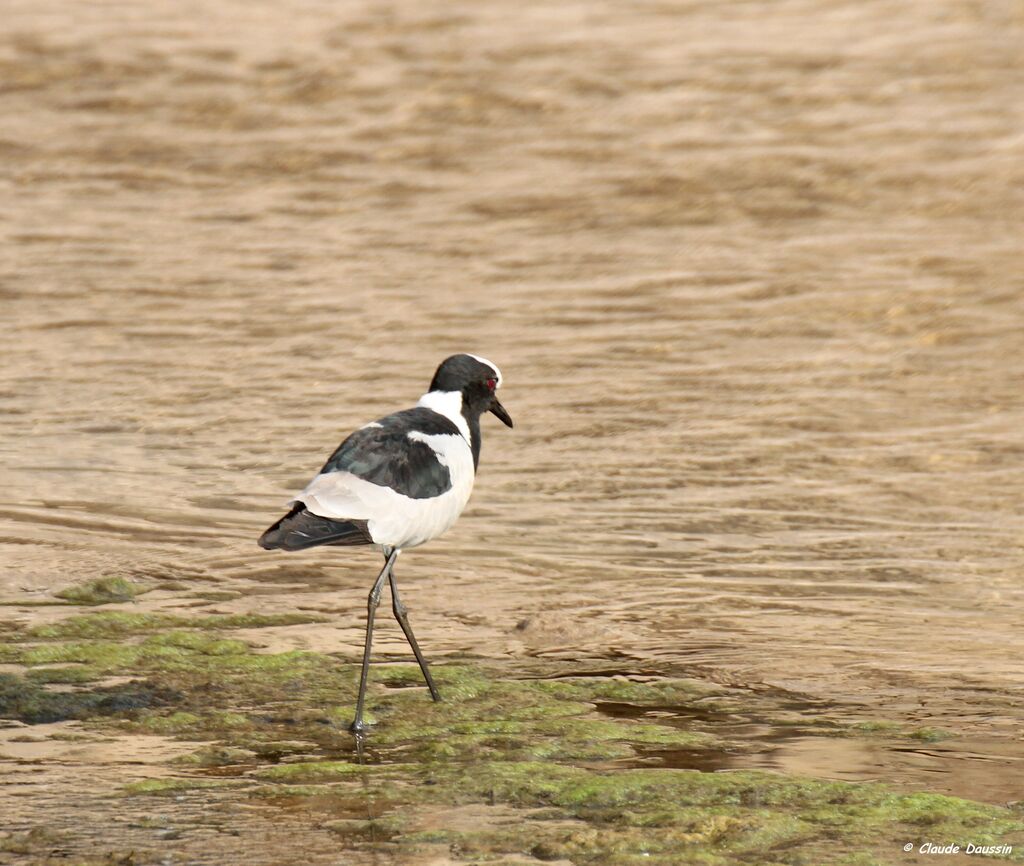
[490,397,513,428]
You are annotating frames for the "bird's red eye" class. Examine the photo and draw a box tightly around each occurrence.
[486,378,497,391]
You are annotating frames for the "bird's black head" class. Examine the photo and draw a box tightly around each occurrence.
[429,354,513,428]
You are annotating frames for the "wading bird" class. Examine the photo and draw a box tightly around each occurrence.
[258,354,512,733]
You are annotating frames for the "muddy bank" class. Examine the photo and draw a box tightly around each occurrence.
[2,0,1024,861]
[2,606,1023,864]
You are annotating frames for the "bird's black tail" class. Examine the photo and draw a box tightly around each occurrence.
[258,503,374,551]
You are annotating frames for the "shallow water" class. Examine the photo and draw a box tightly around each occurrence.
[2,0,1024,854]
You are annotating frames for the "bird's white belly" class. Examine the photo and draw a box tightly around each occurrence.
[294,433,476,550]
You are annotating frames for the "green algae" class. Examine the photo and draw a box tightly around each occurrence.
[322,814,407,841]
[48,731,105,742]
[8,611,1023,865]
[246,740,320,761]
[391,762,1024,864]
[133,710,205,735]
[535,675,723,706]
[172,745,256,767]
[381,716,720,764]
[835,720,957,744]
[533,717,719,749]
[4,632,330,694]
[907,726,954,743]
[5,634,246,683]
[23,610,325,640]
[0,672,177,724]
[123,777,241,796]
[55,577,147,606]
[249,783,342,799]
[27,611,182,639]
[25,665,99,684]
[851,720,904,735]
[350,666,722,767]
[15,640,142,671]
[375,663,429,687]
[254,760,374,782]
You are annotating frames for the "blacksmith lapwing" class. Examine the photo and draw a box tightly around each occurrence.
[259,354,512,733]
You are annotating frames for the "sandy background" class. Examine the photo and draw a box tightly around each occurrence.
[3,0,1024,830]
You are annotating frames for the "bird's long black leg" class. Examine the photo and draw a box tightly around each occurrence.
[350,548,399,734]
[388,560,441,703]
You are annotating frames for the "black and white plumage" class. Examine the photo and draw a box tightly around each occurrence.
[258,353,512,733]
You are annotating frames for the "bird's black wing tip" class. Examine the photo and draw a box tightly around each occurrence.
[257,503,302,550]
[257,503,373,551]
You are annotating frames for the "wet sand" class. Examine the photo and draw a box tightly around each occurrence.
[2,0,1024,861]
